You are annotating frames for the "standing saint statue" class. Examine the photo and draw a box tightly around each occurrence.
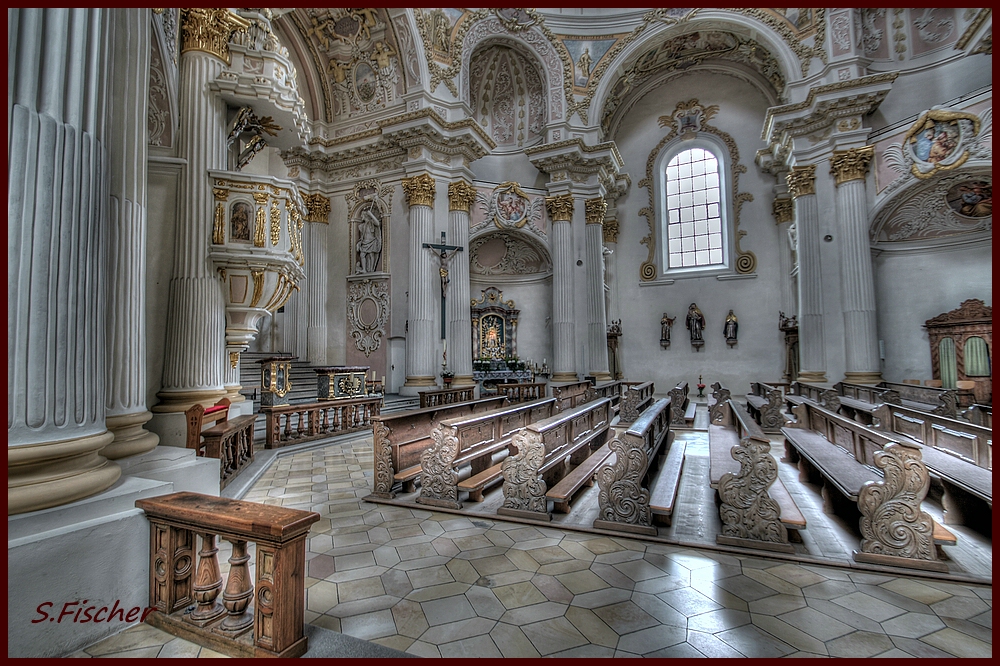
[724,309,738,347]
[660,313,675,349]
[355,207,382,274]
[686,302,706,349]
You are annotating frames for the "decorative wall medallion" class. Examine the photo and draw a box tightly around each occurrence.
[347,277,390,357]
[945,179,992,218]
[473,182,547,239]
[353,61,377,103]
[881,107,989,190]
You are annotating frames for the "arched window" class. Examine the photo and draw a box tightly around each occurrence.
[938,337,957,388]
[658,139,730,275]
[964,336,991,377]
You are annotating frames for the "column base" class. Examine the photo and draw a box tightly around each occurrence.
[452,375,475,387]
[102,411,159,460]
[591,371,613,383]
[797,371,828,383]
[152,387,229,414]
[550,372,580,383]
[223,385,247,404]
[403,376,437,387]
[843,371,883,385]
[8,431,120,515]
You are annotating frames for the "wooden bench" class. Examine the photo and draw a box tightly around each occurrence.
[593,398,685,534]
[185,397,231,451]
[135,492,320,658]
[708,399,805,553]
[368,396,509,499]
[962,403,992,429]
[497,397,613,521]
[707,382,732,425]
[201,414,257,490]
[498,382,546,404]
[620,381,654,424]
[551,380,596,413]
[783,400,956,572]
[745,381,790,433]
[594,380,623,416]
[784,380,825,413]
[879,381,961,419]
[668,381,696,427]
[417,398,557,508]
[419,385,476,409]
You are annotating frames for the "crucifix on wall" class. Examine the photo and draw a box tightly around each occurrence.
[423,231,463,341]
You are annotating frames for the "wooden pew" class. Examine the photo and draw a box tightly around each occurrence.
[368,396,509,499]
[551,380,595,413]
[185,397,231,451]
[707,381,732,426]
[620,381,654,424]
[593,398,686,534]
[785,380,825,412]
[496,397,612,521]
[667,381,696,427]
[419,385,476,409]
[417,398,557,508]
[879,381,961,419]
[745,381,789,433]
[963,403,992,429]
[783,400,956,572]
[708,399,805,553]
[594,380,623,417]
[498,382,546,404]
[135,492,320,658]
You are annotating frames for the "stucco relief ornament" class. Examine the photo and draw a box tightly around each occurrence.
[473,181,546,239]
[882,107,989,187]
[659,99,718,136]
[494,8,540,33]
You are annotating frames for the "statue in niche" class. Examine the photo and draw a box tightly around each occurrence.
[686,302,706,349]
[724,309,739,347]
[660,313,675,349]
[230,201,253,242]
[355,206,383,274]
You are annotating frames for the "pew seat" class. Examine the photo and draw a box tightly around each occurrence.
[546,442,615,513]
[649,438,687,525]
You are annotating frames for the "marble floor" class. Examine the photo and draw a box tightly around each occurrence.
[73,431,991,658]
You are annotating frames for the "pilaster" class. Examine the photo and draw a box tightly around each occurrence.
[787,165,827,383]
[585,197,612,381]
[448,180,477,386]
[401,173,438,391]
[305,194,331,365]
[546,194,578,382]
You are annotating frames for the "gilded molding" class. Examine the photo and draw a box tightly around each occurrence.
[830,146,874,186]
[179,8,250,65]
[545,194,574,222]
[229,351,240,369]
[303,193,331,224]
[448,180,477,213]
[252,191,268,247]
[402,173,436,207]
[269,200,281,246]
[249,270,265,308]
[956,8,991,50]
[603,219,620,244]
[786,166,817,198]
[772,196,793,224]
[585,197,607,225]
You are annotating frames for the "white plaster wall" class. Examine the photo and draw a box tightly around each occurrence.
[874,240,992,382]
[611,72,788,394]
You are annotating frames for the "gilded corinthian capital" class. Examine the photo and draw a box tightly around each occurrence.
[303,193,331,223]
[180,8,250,64]
[830,146,874,186]
[402,173,436,207]
[545,194,574,222]
[585,197,607,225]
[786,165,816,199]
[448,180,477,213]
[772,196,793,224]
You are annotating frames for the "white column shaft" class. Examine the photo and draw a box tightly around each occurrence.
[837,178,880,376]
[586,223,610,378]
[448,209,473,381]
[551,219,576,380]
[405,204,436,383]
[795,193,826,379]
[306,222,329,364]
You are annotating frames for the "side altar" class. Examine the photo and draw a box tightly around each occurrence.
[470,287,536,390]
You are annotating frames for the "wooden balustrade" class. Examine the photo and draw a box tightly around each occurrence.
[135,492,320,658]
[419,386,476,409]
[201,415,257,490]
[262,396,382,449]
[497,382,546,404]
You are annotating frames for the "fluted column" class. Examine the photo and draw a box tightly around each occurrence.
[603,217,621,379]
[305,195,331,365]
[546,195,578,382]
[8,8,121,514]
[772,193,795,316]
[103,8,160,459]
[585,198,612,381]
[448,181,476,386]
[155,9,248,413]
[402,174,438,388]
[831,146,881,383]
[787,166,826,383]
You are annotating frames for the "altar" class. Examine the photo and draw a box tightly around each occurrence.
[470,287,534,391]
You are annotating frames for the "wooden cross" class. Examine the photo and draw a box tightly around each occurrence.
[423,231,463,340]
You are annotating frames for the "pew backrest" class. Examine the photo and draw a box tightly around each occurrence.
[668,381,690,424]
[551,381,595,412]
[873,402,992,470]
[621,381,654,423]
[419,386,476,409]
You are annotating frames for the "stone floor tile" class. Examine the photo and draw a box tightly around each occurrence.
[337,575,385,602]
[404,640,441,658]
[333,550,376,571]
[665,551,724,570]
[921,579,980,598]
[880,611,946,638]
[394,542,439,561]
[645,641,707,658]
[688,577,751,611]
[84,623,173,656]
[483,529,515,549]
[879,578,953,605]
[339,608,397,640]
[372,545,401,568]
[642,552,693,577]
[326,564,389,584]
[633,574,690,595]
[431,537,460,558]
[309,614,341,633]
[405,581,471,603]
[687,628,749,657]
[306,580,339,613]
[766,563,830,587]
[332,531,371,548]
[783,651,831,658]
[531,573,574,604]
[629,591,689,627]
[616,623,687,654]
[445,558,480,584]
[324,594,400,619]
[742,567,807,596]
[590,562,637,590]
[968,609,991,629]
[854,582,935,615]
[802,579,859,600]
[713,573,781,602]
[940,615,993,643]
[577,537,628,555]
[612,649,642,657]
[503,548,541,572]
[156,637,202,659]
[465,585,507,619]
[751,613,828,654]
[536,559,592,576]
[564,606,620,649]
[715,623,797,657]
[658,585,724,616]
[491,580,548,609]
[558,540,599,562]
[370,634,415,653]
[519,616,589,656]
[614,557,674,582]
[453,534,494,551]
[929,593,990,619]
[438,633,503,658]
[489,621,542,658]
[556,568,611,595]
[306,554,337,580]
[471,554,518,576]
[831,591,907,622]
[687,607,752,633]
[594,548,646,566]
[498,600,568,626]
[421,594,478,626]
[405,564,455,589]
[592,600,660,634]
[778,605,855,641]
[379,569,413,598]
[804,597,886,633]
[417,617,497,645]
[887,635,956,657]
[748,593,807,616]
[825,630,896,658]
[546,644,617,658]
[390,599,428,639]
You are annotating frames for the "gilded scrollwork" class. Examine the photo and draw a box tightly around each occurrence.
[717,436,788,544]
[856,442,938,563]
[500,429,548,514]
[596,434,652,527]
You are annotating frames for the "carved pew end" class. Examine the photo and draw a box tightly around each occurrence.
[717,535,795,554]
[852,549,948,573]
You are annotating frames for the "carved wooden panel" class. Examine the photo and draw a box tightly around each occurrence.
[501,429,547,513]
[717,437,788,544]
